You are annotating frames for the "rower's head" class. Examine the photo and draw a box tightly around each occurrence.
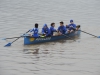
[43,24,48,28]
[51,22,55,27]
[60,21,64,26]
[70,20,74,24]
[35,23,38,28]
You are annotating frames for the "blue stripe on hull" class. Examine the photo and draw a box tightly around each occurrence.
[24,31,81,45]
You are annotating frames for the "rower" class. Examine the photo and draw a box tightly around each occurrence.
[50,22,57,36]
[29,23,39,38]
[67,20,76,33]
[41,24,51,37]
[57,21,66,35]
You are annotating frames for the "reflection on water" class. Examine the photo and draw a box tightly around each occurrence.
[23,48,39,54]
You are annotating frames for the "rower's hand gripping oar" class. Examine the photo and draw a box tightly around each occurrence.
[4,30,30,47]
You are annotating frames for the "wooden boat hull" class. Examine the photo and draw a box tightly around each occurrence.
[24,30,81,45]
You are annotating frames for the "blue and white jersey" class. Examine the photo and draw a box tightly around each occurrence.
[50,26,56,36]
[58,25,66,34]
[30,28,39,37]
[42,24,51,36]
[68,24,76,29]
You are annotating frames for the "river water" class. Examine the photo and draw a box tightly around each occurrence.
[0,0,100,75]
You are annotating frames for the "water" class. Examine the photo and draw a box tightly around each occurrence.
[0,0,100,75]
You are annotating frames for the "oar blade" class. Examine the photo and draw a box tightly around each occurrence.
[2,38,6,40]
[97,36,100,38]
[4,30,30,47]
[4,43,12,47]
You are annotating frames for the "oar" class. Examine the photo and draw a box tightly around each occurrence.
[2,33,42,40]
[4,30,30,47]
[69,25,100,38]
[2,37,20,40]
[63,34,76,41]
[80,30,100,38]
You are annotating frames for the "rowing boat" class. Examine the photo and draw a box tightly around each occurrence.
[24,30,81,45]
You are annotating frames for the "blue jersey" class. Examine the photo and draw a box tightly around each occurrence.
[30,28,39,37]
[42,26,51,37]
[50,26,56,35]
[68,24,76,30]
[58,26,66,34]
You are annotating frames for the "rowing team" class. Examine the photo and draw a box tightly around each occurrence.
[29,20,80,37]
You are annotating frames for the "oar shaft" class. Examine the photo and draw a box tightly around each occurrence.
[4,32,42,40]
[63,34,76,41]
[80,30,97,37]
[12,37,20,43]
[5,37,21,39]
[4,30,30,47]
[11,30,30,44]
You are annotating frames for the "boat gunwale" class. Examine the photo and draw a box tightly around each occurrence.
[24,30,81,45]
[24,31,77,39]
